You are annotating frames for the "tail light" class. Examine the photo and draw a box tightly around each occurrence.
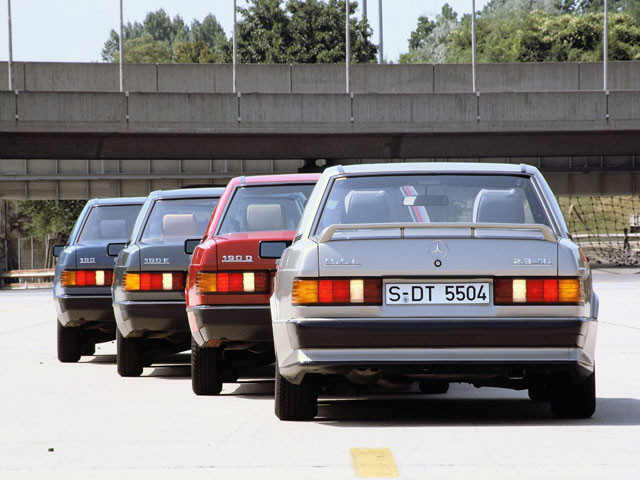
[292,278,382,305]
[196,271,270,294]
[494,277,583,304]
[61,270,114,287]
[123,272,185,291]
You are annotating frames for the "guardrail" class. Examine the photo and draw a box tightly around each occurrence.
[0,269,54,289]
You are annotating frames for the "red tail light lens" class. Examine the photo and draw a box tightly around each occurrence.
[292,278,382,305]
[123,272,185,291]
[494,277,582,304]
[196,271,270,294]
[61,270,114,287]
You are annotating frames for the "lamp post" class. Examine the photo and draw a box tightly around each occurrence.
[233,0,237,93]
[378,0,383,63]
[346,0,350,93]
[7,0,13,91]
[603,0,608,92]
[119,0,124,92]
[471,0,476,93]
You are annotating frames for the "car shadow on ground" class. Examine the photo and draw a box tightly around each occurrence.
[314,395,640,427]
[83,354,116,364]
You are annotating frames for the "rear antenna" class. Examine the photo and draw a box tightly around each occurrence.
[239,176,246,185]
[337,165,345,174]
[520,163,527,173]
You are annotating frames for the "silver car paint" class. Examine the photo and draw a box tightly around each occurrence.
[271,162,598,384]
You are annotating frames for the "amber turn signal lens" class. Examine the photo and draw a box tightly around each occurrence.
[559,278,583,303]
[123,273,140,291]
[292,279,319,304]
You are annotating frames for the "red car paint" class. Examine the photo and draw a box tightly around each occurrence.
[185,174,320,334]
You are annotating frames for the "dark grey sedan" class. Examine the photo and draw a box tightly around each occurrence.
[111,187,223,377]
[53,197,145,363]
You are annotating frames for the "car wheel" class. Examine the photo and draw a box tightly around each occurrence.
[418,380,449,394]
[57,321,82,363]
[528,384,551,402]
[117,329,143,377]
[81,342,96,356]
[274,364,319,421]
[191,339,223,396]
[550,370,596,419]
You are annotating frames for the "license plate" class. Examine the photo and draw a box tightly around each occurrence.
[385,283,490,305]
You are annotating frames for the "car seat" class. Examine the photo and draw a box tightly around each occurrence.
[246,204,285,231]
[343,190,392,224]
[472,189,525,223]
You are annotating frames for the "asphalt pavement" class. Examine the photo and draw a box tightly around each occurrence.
[1,270,639,479]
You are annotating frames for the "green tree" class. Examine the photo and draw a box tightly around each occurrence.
[102,9,230,64]
[399,4,458,63]
[237,0,377,63]
[448,10,640,62]
[17,201,86,240]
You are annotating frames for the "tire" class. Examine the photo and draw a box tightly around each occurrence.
[57,321,82,363]
[274,364,319,421]
[528,384,551,402]
[191,339,223,396]
[418,380,449,394]
[116,329,144,377]
[81,342,96,356]
[550,370,596,419]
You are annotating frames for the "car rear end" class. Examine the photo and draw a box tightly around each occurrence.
[112,188,223,376]
[53,197,144,362]
[186,175,319,394]
[271,164,598,420]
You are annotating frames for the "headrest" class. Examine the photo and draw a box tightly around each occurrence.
[344,190,391,224]
[99,219,127,239]
[246,204,284,231]
[472,189,525,223]
[162,214,198,237]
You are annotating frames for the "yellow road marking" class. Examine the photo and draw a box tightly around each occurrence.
[350,448,398,478]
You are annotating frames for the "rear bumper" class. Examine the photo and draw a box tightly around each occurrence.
[114,300,188,337]
[187,305,272,346]
[54,295,115,327]
[287,318,591,349]
[274,317,597,383]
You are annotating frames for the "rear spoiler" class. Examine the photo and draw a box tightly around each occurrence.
[317,223,557,243]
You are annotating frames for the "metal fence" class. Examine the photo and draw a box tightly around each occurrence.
[4,236,49,271]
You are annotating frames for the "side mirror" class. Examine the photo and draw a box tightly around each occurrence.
[185,239,201,255]
[260,241,289,259]
[107,243,126,257]
[52,245,65,258]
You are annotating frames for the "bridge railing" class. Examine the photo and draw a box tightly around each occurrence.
[2,61,640,94]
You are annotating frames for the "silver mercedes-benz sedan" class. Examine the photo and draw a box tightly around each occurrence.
[270,163,598,421]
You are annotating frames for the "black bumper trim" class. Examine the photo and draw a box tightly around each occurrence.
[287,318,593,349]
[187,305,272,343]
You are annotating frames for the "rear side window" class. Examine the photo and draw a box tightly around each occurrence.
[140,198,218,245]
[315,174,551,233]
[77,205,141,243]
[218,184,315,235]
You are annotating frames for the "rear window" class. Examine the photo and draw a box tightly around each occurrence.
[140,198,218,245]
[218,184,315,235]
[315,174,551,233]
[77,205,141,243]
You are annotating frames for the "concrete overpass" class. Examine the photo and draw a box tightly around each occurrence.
[1,62,640,198]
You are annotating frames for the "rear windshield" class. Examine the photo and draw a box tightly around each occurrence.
[77,205,141,243]
[140,197,219,245]
[218,184,315,235]
[315,174,551,233]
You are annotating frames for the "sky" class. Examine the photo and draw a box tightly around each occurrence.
[0,0,490,64]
